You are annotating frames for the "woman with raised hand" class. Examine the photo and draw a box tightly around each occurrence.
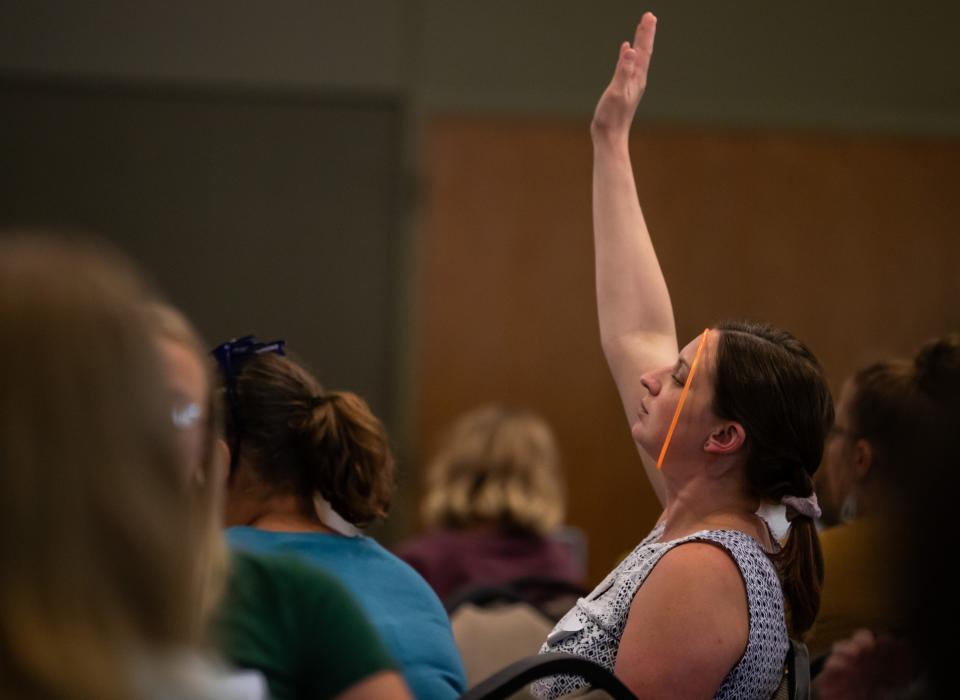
[535,14,833,699]
[211,339,466,700]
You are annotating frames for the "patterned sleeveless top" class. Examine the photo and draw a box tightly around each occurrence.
[532,523,788,699]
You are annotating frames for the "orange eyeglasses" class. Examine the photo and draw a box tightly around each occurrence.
[656,328,710,470]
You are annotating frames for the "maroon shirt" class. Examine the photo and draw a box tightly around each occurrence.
[395,528,583,602]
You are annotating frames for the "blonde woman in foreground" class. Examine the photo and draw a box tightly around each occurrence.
[0,234,410,700]
[0,235,263,700]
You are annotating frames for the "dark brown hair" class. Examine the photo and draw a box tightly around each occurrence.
[911,333,960,417]
[843,334,959,495]
[712,321,834,637]
[904,334,959,692]
[227,353,395,527]
[846,359,913,473]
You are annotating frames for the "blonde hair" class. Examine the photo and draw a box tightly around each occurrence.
[421,405,565,535]
[0,236,213,700]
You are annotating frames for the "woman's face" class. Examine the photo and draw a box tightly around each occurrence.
[157,337,211,479]
[631,331,722,471]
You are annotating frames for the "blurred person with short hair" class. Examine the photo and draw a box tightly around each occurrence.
[396,404,582,602]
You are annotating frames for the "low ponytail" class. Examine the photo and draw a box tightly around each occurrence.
[763,467,824,637]
[774,512,824,636]
[713,321,833,638]
[228,353,396,528]
[295,391,395,527]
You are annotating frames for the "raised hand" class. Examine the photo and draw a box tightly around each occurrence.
[590,10,674,506]
[591,12,657,140]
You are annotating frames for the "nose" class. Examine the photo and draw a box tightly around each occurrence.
[640,371,660,396]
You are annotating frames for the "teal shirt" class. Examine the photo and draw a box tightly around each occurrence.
[227,528,466,700]
[212,551,396,700]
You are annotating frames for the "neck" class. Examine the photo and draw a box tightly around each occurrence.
[660,471,761,541]
[248,509,336,534]
[225,468,337,534]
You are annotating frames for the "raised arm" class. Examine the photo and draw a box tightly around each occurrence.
[592,13,677,505]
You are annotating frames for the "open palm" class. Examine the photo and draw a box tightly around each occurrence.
[592,12,657,136]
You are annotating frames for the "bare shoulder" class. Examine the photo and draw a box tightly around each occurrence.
[614,542,749,698]
[654,540,746,586]
[636,542,748,627]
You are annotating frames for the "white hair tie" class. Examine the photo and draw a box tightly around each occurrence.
[782,493,821,522]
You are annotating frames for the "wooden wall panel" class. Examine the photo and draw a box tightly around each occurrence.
[414,116,960,585]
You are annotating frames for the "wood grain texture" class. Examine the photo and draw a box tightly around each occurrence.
[414,116,960,585]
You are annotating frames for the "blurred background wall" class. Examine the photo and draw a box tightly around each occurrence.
[2,0,958,583]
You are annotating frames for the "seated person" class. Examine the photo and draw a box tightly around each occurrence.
[814,334,959,699]
[0,236,263,700]
[212,551,406,700]
[396,404,583,602]
[807,357,915,658]
[535,14,833,699]
[211,336,466,700]
[152,304,410,700]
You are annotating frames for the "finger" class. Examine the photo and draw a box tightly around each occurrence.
[632,12,657,57]
[612,46,639,88]
[629,13,656,82]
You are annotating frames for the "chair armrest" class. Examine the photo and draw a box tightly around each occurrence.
[790,639,811,700]
[459,653,638,700]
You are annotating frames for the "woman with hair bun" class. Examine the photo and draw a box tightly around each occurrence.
[807,353,920,659]
[151,307,411,700]
[535,13,833,699]
[814,333,959,699]
[896,333,958,696]
[212,343,466,700]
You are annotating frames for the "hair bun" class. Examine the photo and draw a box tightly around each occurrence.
[308,393,337,409]
[914,334,960,400]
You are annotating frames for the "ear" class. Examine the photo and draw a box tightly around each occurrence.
[704,422,746,456]
[852,438,873,481]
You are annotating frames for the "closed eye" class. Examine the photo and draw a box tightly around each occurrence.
[671,374,685,387]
